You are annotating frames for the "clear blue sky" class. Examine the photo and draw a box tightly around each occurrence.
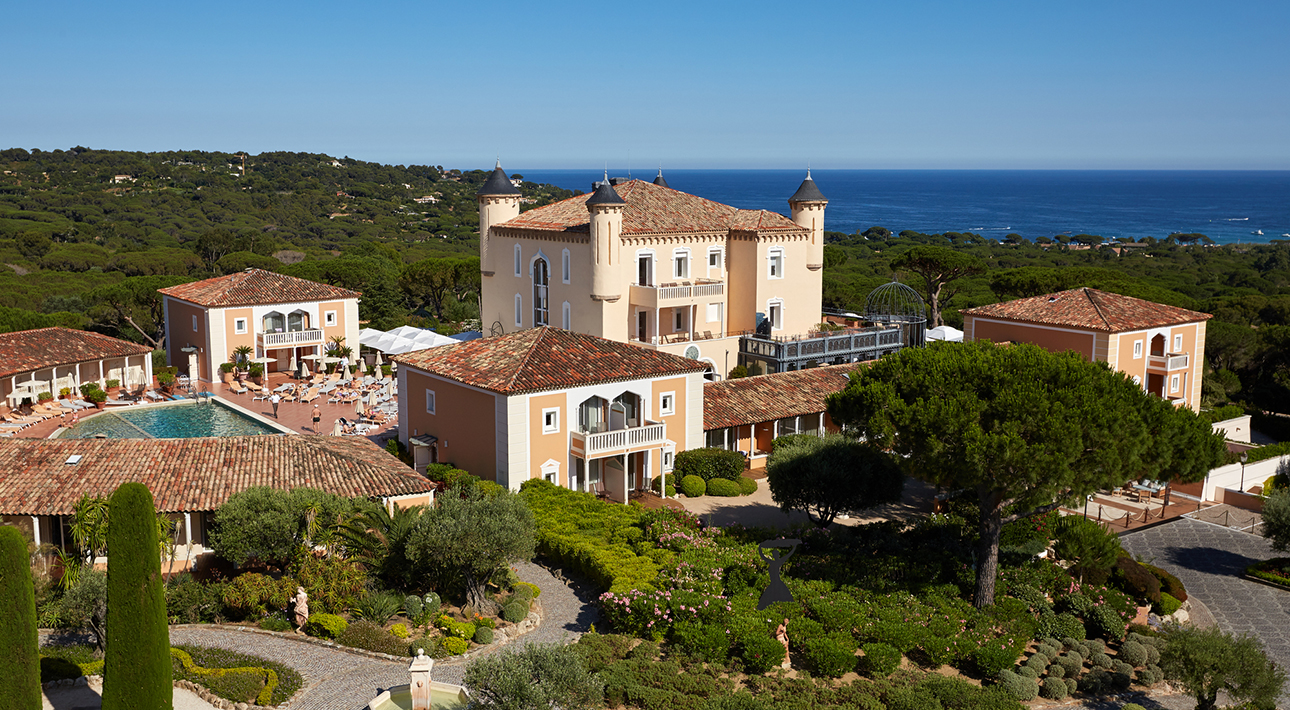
[5,1,1288,169]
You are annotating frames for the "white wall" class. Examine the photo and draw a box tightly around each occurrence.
[1212,415,1252,444]
[1201,454,1288,502]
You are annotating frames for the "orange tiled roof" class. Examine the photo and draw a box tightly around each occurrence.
[703,365,856,430]
[0,435,433,515]
[393,327,709,395]
[961,288,1211,333]
[0,328,152,378]
[158,269,360,308]
[498,180,803,236]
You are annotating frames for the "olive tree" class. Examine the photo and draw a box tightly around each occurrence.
[828,340,1227,608]
[464,643,603,710]
[766,433,904,527]
[404,484,535,615]
[1160,625,1286,710]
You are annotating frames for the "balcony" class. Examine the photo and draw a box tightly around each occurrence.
[629,279,724,309]
[1147,352,1189,371]
[740,325,903,369]
[571,421,666,458]
[260,329,325,348]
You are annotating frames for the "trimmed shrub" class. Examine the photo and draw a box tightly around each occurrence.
[0,525,40,709]
[680,475,706,498]
[671,622,729,663]
[1155,592,1182,616]
[1091,651,1114,669]
[502,600,528,623]
[1113,659,1134,676]
[440,636,468,656]
[103,482,171,710]
[737,477,758,495]
[649,476,677,498]
[1112,554,1162,605]
[968,643,1019,677]
[1040,676,1069,700]
[706,478,741,497]
[1046,663,1065,678]
[802,636,856,678]
[390,624,410,639]
[1145,645,1160,666]
[738,634,786,674]
[422,591,442,617]
[1060,636,1080,650]
[338,619,410,656]
[1036,611,1086,641]
[435,615,477,640]
[1054,653,1082,678]
[474,626,494,645]
[1018,665,1039,679]
[674,447,745,482]
[513,581,541,599]
[1087,605,1127,641]
[1081,638,1106,656]
[404,595,423,621]
[1144,563,1187,602]
[998,669,1039,701]
[861,642,902,677]
[304,613,348,640]
[1119,639,1148,667]
[1024,653,1048,672]
[1122,705,1147,710]
[171,646,281,706]
[884,686,943,710]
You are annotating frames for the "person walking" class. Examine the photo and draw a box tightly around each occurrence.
[270,392,281,418]
[311,404,322,433]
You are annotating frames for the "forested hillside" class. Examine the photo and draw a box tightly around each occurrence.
[0,147,574,343]
[820,228,1290,413]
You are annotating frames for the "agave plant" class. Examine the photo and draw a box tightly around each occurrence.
[232,345,254,364]
[354,591,403,625]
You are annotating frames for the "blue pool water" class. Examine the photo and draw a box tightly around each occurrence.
[59,401,283,439]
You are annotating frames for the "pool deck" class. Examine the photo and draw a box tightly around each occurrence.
[9,371,399,448]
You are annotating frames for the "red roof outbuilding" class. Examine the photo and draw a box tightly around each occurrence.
[158,269,360,308]
[0,328,152,379]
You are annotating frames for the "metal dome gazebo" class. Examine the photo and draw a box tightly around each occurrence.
[864,279,927,348]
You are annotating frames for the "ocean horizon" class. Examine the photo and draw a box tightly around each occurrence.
[513,169,1290,246]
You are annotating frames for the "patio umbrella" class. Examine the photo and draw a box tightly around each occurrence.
[289,352,298,375]
[331,419,343,436]
[355,396,365,416]
[339,357,351,382]
[374,351,383,366]
[300,361,310,378]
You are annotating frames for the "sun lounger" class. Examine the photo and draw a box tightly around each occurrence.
[105,398,132,406]
[252,392,270,401]
[300,387,320,403]
[227,382,247,395]
[145,390,165,401]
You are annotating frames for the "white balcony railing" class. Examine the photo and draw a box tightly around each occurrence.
[573,422,666,457]
[1148,352,1189,371]
[630,280,724,308]
[260,329,325,348]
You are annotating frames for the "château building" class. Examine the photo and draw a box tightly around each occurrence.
[476,164,852,378]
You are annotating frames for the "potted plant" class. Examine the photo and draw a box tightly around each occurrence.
[105,378,121,396]
[232,345,253,370]
[157,372,176,394]
[37,391,54,404]
[219,362,236,384]
[248,362,265,384]
[59,387,71,400]
[84,388,108,409]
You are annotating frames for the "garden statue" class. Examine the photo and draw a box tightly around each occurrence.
[292,586,309,631]
[757,538,800,610]
[774,618,791,670]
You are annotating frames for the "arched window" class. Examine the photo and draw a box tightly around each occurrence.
[262,311,284,333]
[561,249,571,283]
[533,258,549,326]
[562,301,571,330]
[288,310,309,331]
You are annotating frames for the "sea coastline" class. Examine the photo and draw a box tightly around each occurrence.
[515,169,1290,246]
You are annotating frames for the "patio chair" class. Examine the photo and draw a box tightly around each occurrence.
[300,387,320,403]
[591,480,609,500]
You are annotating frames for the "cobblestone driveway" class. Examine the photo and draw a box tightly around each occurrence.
[1120,517,1290,707]
[171,559,598,710]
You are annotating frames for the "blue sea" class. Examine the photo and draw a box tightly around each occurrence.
[515,170,1290,246]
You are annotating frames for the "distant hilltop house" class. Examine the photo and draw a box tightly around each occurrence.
[327,159,343,167]
[158,269,361,384]
[961,287,1211,410]
[110,174,135,183]
[476,162,904,378]
[413,195,439,204]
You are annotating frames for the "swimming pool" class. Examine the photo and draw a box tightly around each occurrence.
[59,400,288,439]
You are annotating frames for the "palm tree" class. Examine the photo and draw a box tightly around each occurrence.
[231,345,253,367]
[337,504,424,590]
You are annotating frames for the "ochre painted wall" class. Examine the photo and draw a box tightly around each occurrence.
[527,392,569,487]
[402,369,500,481]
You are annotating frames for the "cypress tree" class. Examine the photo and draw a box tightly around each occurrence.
[103,483,172,710]
[0,525,40,710]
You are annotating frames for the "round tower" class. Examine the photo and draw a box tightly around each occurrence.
[788,169,828,270]
[586,175,626,303]
[476,160,521,277]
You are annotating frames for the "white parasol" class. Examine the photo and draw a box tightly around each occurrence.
[339,357,351,382]
[331,419,343,436]
[355,396,365,416]
[289,353,298,374]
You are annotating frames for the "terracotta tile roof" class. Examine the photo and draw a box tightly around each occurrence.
[393,327,709,395]
[961,288,1211,333]
[0,328,152,378]
[703,365,856,430]
[498,180,804,236]
[0,435,433,515]
[158,269,360,308]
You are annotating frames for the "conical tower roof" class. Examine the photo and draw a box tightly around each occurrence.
[788,170,827,203]
[477,160,520,196]
[585,172,627,206]
[652,168,670,189]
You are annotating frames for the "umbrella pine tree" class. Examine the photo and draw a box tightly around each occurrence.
[102,483,172,710]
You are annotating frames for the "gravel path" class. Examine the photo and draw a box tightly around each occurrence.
[1120,517,1290,708]
[167,558,598,710]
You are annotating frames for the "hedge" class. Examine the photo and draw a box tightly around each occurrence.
[103,483,171,710]
[171,647,278,706]
[520,480,659,593]
[1245,442,1290,464]
[1247,558,1290,589]
[304,613,348,639]
[0,525,40,710]
[673,447,745,482]
[1143,563,1188,602]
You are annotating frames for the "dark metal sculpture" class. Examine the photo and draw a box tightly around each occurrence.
[757,539,801,610]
